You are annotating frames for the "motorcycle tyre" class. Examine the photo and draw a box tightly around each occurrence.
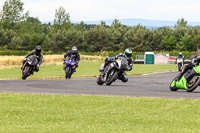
[22,66,30,80]
[105,70,119,86]
[178,63,182,72]
[187,77,200,92]
[169,78,178,91]
[65,67,71,79]
[97,75,104,85]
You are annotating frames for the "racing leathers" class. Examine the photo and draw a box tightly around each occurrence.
[63,50,80,69]
[176,54,185,62]
[100,53,134,82]
[21,50,43,72]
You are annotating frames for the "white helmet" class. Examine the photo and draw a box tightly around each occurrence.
[179,52,182,55]
[72,46,78,53]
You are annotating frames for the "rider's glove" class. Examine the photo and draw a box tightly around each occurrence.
[127,64,133,71]
[23,58,27,61]
[75,61,78,67]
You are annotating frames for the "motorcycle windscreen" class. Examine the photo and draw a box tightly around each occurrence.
[176,76,187,89]
[28,56,38,66]
[66,57,75,64]
[117,57,128,70]
[177,58,183,63]
[65,57,75,67]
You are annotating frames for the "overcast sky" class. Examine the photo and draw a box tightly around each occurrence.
[1,0,200,22]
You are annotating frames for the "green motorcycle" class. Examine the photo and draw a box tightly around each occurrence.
[170,65,200,92]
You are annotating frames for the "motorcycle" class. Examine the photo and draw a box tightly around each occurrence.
[64,57,76,79]
[22,55,38,80]
[170,65,200,92]
[176,57,184,71]
[97,56,128,85]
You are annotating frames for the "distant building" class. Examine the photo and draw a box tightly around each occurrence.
[154,54,169,64]
[135,52,177,64]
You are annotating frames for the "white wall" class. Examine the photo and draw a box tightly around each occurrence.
[154,54,169,64]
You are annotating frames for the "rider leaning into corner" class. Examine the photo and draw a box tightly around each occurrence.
[99,48,134,82]
[21,46,43,72]
[63,46,80,71]
[176,55,200,80]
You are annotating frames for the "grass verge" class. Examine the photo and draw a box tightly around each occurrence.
[0,63,176,80]
[0,93,199,133]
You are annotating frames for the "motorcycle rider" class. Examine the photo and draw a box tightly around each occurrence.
[176,52,185,71]
[99,48,134,82]
[63,46,80,71]
[176,52,184,62]
[21,45,43,72]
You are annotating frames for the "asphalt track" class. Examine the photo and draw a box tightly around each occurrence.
[0,71,200,99]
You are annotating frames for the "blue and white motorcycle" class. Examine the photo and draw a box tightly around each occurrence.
[63,57,76,79]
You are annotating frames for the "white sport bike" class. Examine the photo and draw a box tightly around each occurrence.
[176,57,184,72]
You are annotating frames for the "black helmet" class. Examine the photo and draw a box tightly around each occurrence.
[124,48,132,58]
[72,46,78,54]
[35,46,41,54]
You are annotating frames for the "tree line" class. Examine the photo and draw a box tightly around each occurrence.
[1,0,200,53]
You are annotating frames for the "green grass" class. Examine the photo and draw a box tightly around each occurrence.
[0,62,177,80]
[0,93,199,133]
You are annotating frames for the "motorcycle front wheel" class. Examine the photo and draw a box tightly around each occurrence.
[169,78,178,91]
[22,66,30,80]
[65,67,72,79]
[178,63,182,71]
[97,74,104,85]
[105,69,119,86]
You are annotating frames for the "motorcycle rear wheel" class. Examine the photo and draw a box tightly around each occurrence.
[186,75,200,92]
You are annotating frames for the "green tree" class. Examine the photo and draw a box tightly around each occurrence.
[163,35,177,51]
[123,24,149,51]
[176,34,193,51]
[84,25,112,52]
[0,0,29,29]
[174,18,187,28]
[74,21,86,32]
[193,35,200,51]
[54,6,70,25]
[110,19,128,51]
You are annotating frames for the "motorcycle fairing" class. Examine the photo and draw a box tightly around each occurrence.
[193,65,200,74]
[65,57,76,68]
[176,76,187,89]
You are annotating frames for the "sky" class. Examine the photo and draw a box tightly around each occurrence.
[1,0,200,22]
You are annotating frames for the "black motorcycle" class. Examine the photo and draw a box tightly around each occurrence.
[22,55,38,80]
[97,56,128,85]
